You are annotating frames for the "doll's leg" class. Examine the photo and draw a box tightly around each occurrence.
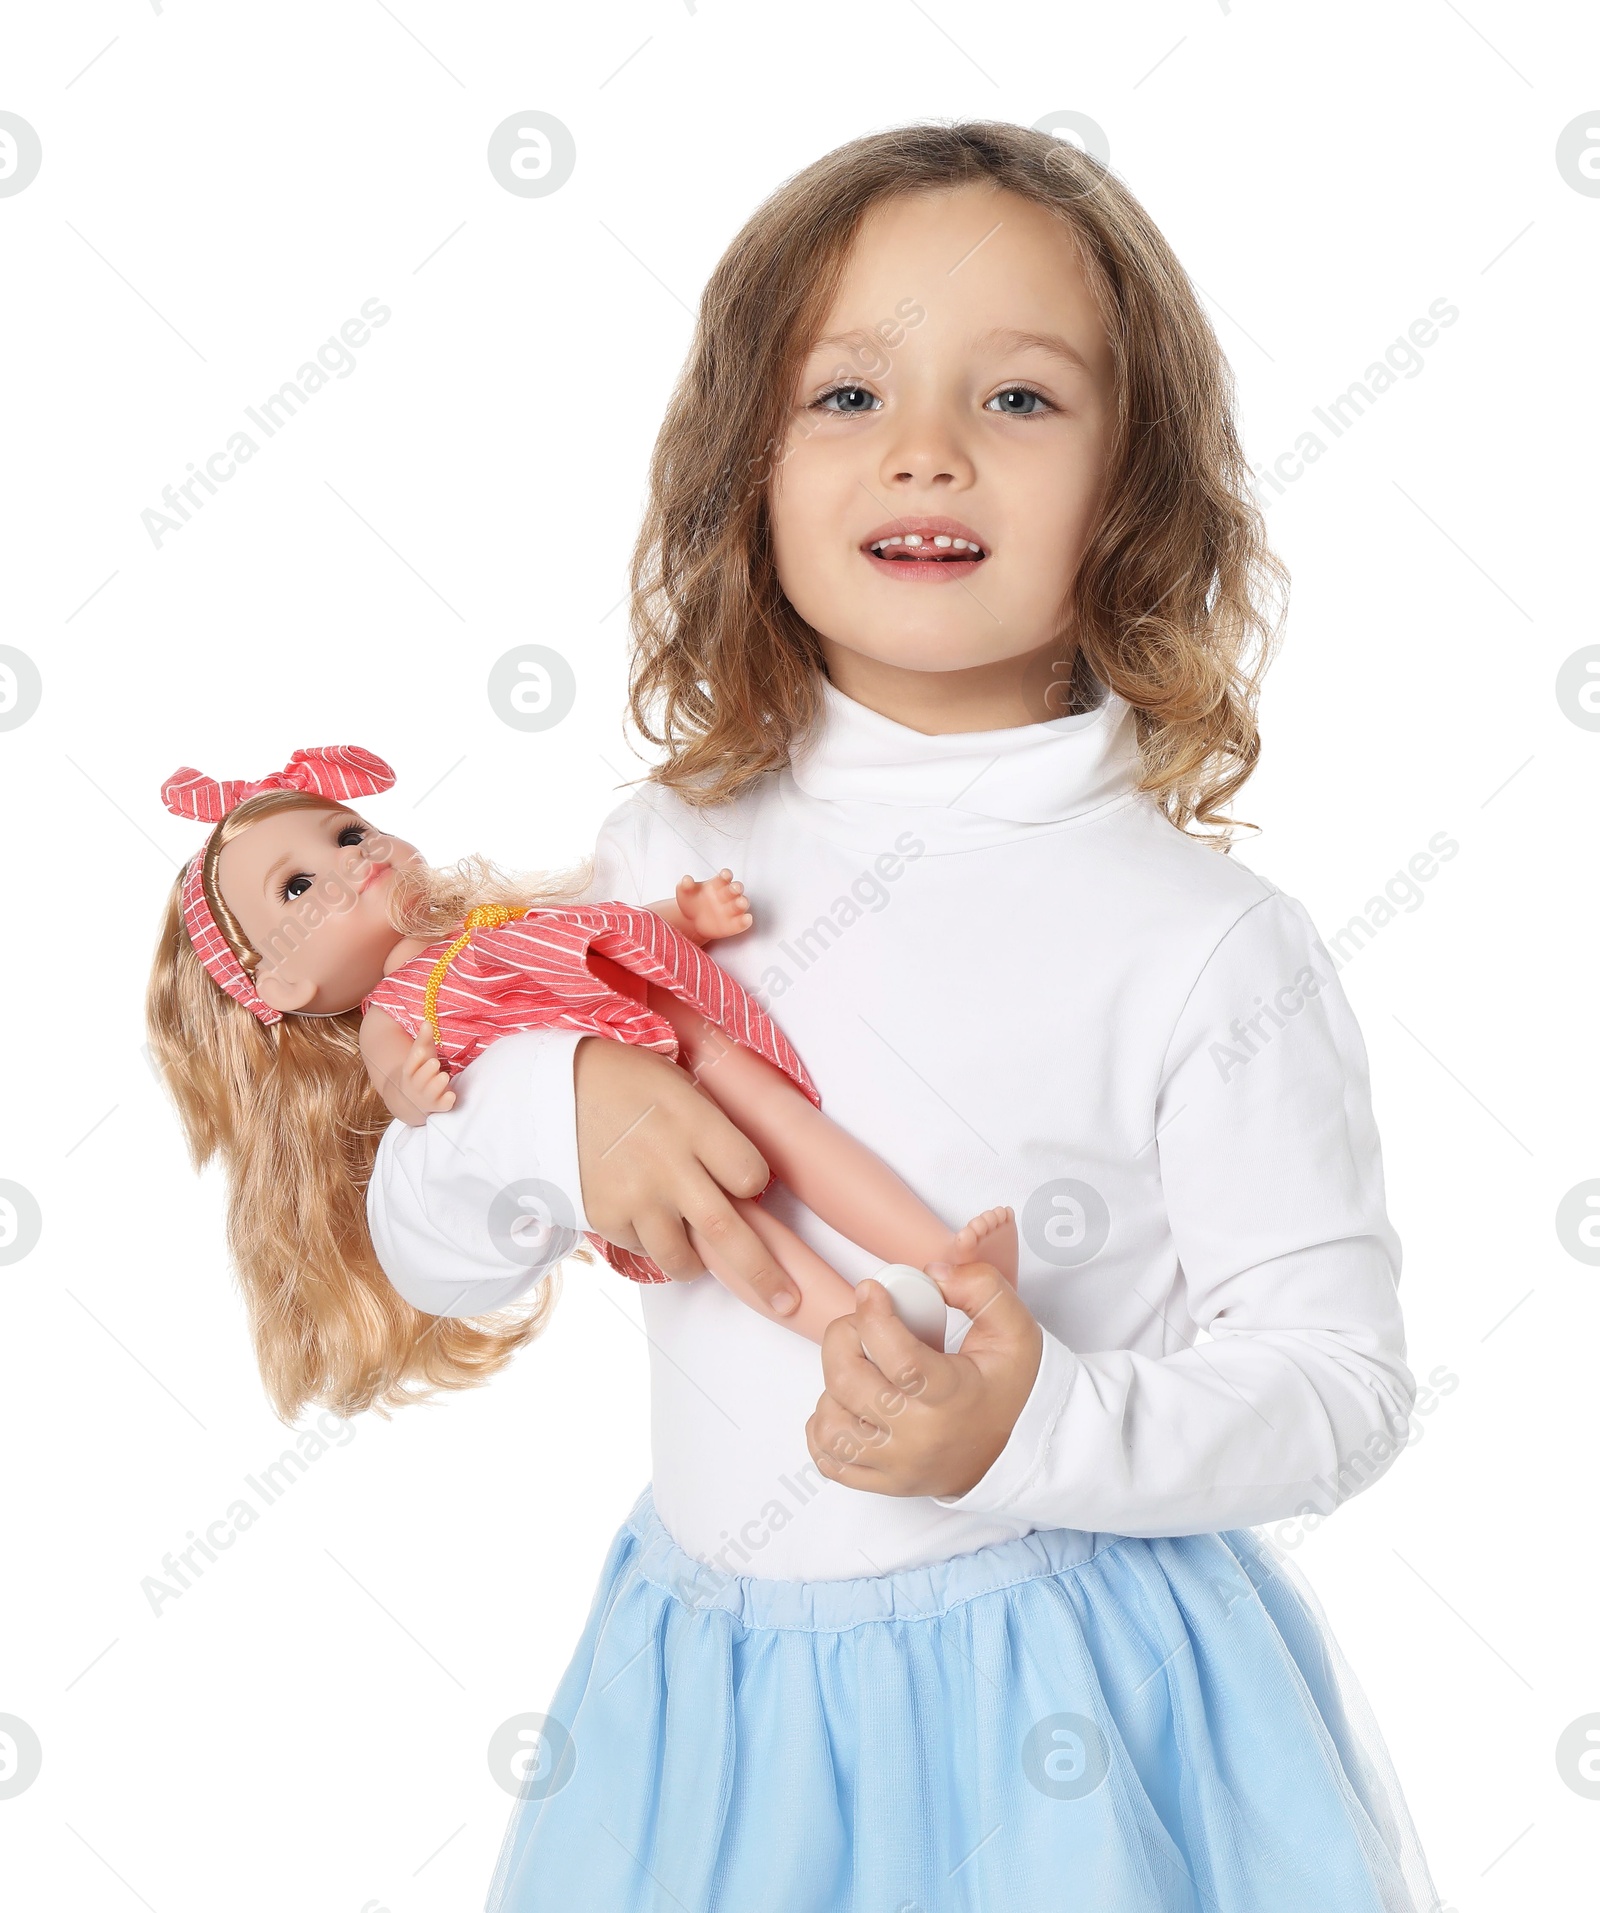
[684,1197,858,1347]
[650,987,1017,1282]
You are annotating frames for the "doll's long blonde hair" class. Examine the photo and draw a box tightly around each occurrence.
[146,789,586,1424]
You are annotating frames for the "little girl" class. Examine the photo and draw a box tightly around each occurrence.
[146,744,1015,1395]
[364,122,1441,1911]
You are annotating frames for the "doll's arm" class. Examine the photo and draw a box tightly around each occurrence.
[650,869,753,946]
[647,985,1017,1284]
[360,1009,457,1128]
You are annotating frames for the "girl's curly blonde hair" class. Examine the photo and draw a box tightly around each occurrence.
[629,119,1287,842]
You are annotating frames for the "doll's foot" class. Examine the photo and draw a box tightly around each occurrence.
[950,1206,1017,1286]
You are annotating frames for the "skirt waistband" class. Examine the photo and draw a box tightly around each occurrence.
[623,1486,1129,1633]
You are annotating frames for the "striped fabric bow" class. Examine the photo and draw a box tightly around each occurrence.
[161,745,395,822]
[163,745,397,1027]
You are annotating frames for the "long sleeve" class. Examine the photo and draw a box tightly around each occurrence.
[365,799,651,1320]
[936,889,1417,1537]
[366,1026,591,1317]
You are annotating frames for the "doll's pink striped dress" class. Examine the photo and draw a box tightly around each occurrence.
[362,902,818,1285]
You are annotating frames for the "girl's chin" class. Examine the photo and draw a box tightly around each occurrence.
[822,631,1043,680]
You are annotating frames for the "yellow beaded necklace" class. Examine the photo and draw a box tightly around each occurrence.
[421,904,519,1043]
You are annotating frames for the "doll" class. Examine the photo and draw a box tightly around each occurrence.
[146,743,1015,1396]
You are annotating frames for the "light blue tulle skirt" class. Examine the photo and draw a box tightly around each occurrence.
[486,1488,1437,1913]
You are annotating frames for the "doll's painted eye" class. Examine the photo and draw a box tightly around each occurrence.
[283,874,313,901]
[337,825,366,847]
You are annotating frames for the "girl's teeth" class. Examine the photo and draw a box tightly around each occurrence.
[869,534,985,558]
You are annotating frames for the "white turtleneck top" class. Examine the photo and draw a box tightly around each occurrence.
[368,682,1414,1581]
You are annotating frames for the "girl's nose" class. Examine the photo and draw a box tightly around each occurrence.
[879,406,975,490]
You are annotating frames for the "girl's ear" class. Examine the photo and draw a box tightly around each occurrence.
[255,966,316,1014]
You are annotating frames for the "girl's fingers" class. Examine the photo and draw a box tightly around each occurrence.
[688,1103,771,1204]
[632,1204,709,1283]
[810,1453,887,1493]
[573,1036,783,1302]
[806,1407,889,1481]
[851,1282,948,1398]
[672,1168,798,1317]
[819,1313,911,1421]
[689,1198,798,1315]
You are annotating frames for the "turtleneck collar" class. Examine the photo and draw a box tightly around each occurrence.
[780,676,1145,853]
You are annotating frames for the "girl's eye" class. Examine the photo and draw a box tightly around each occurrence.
[282,874,313,901]
[986,386,1054,418]
[337,825,366,847]
[811,384,880,416]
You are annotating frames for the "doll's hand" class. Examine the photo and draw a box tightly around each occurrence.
[805,1263,1043,1500]
[362,1010,458,1127]
[384,1030,458,1127]
[674,869,754,943]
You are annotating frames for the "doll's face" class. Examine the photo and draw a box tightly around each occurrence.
[770,182,1115,725]
[215,806,423,1016]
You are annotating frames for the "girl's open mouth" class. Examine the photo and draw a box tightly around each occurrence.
[859,518,989,583]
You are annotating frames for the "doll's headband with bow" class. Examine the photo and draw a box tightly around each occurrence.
[161,746,396,1025]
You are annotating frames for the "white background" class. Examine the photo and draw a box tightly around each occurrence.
[1,4,1595,1909]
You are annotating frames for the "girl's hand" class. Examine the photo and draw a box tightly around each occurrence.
[573,1035,801,1318]
[805,1263,1044,1499]
[673,869,754,943]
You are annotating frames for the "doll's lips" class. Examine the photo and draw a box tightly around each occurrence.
[358,864,392,893]
[859,516,989,583]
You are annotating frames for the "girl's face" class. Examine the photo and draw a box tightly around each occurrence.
[216,806,423,1015]
[770,182,1115,731]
